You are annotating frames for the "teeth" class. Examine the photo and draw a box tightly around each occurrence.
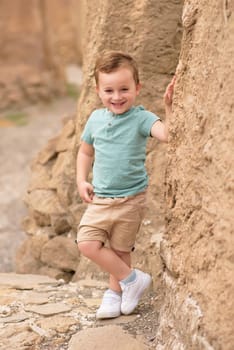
[112,102,124,106]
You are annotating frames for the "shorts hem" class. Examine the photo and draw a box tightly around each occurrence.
[110,243,135,253]
[76,237,106,245]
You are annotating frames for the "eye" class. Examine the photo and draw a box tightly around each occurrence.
[122,88,129,91]
[104,89,113,93]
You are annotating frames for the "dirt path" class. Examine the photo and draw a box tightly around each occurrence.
[0,98,77,272]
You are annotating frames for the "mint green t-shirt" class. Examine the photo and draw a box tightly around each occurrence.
[81,106,160,197]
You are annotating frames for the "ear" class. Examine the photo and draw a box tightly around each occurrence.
[95,85,101,98]
[136,83,142,95]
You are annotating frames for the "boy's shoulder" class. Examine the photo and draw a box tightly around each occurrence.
[90,108,107,117]
[87,108,108,123]
[134,105,158,118]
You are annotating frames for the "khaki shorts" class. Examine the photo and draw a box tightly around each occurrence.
[77,191,147,252]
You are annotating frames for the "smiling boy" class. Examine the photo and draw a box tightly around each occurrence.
[76,50,175,319]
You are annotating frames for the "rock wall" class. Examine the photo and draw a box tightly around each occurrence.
[0,0,84,110]
[16,0,234,349]
[157,1,234,349]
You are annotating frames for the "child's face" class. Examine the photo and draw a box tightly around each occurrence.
[96,67,141,115]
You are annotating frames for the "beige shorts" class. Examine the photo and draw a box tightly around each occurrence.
[77,191,147,252]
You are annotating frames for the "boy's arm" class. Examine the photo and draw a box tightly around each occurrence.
[76,141,95,203]
[150,76,175,142]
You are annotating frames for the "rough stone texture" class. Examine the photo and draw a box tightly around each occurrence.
[156,1,234,349]
[40,236,79,272]
[0,0,84,110]
[15,116,81,282]
[69,325,148,350]
[0,273,156,350]
[0,98,77,273]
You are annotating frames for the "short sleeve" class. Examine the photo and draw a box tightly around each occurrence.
[81,112,95,145]
[137,106,160,137]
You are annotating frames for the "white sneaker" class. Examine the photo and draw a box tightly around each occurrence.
[120,269,152,315]
[96,289,121,319]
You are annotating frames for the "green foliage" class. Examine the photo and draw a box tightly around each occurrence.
[66,83,80,99]
[4,112,29,126]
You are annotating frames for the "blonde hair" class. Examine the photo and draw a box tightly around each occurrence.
[94,50,140,85]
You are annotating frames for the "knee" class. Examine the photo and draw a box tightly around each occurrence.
[78,241,102,258]
[112,248,129,259]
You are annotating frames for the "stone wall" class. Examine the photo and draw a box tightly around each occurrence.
[0,0,84,110]
[157,1,234,349]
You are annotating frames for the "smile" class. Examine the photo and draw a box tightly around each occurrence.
[111,101,126,106]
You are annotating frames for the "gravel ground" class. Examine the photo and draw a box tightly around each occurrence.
[122,290,163,348]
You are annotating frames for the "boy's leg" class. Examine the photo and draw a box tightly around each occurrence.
[109,248,131,292]
[78,240,151,317]
[78,240,131,280]
[78,241,132,319]
[77,191,151,317]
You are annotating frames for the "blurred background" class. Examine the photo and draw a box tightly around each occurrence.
[0,0,85,110]
[0,0,85,272]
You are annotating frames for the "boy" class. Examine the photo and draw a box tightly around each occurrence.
[76,50,175,319]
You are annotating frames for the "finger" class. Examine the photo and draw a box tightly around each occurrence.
[168,76,176,90]
[168,81,175,96]
[167,82,173,94]
[168,81,175,91]
[83,194,93,203]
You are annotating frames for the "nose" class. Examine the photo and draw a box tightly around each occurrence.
[112,91,121,100]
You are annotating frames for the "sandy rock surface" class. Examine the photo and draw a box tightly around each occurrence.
[0,273,159,350]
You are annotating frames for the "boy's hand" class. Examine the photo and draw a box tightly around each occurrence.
[164,75,176,108]
[78,181,94,203]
